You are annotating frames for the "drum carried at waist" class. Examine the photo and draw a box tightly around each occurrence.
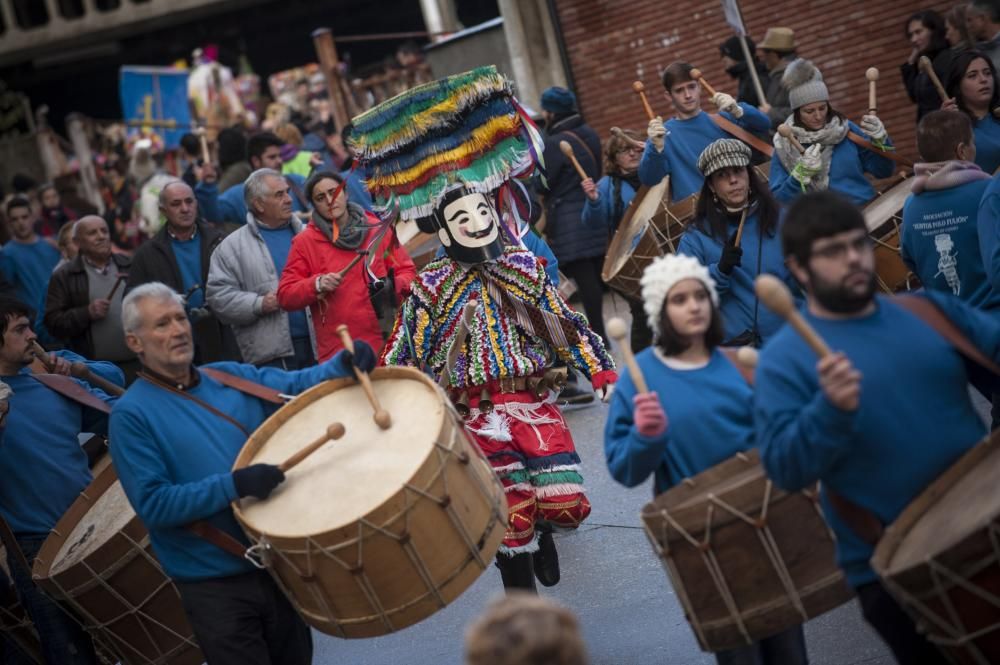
[872,428,1000,664]
[862,174,920,293]
[232,366,507,638]
[641,450,853,652]
[31,464,203,665]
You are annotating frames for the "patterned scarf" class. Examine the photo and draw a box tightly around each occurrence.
[311,202,369,250]
[773,116,850,191]
[910,160,991,194]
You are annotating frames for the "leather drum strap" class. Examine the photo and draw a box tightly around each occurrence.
[846,132,914,168]
[708,114,774,157]
[186,520,250,560]
[895,295,1000,376]
[200,368,285,404]
[31,373,112,414]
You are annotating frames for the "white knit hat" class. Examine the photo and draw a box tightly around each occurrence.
[640,254,719,339]
[783,58,829,111]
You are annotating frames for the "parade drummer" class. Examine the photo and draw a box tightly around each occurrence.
[754,191,1000,664]
[603,254,808,665]
[108,282,376,665]
[770,59,896,206]
[677,139,800,347]
[355,67,617,593]
[942,50,1000,174]
[0,296,124,665]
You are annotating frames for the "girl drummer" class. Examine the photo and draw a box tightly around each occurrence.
[603,253,808,665]
[580,128,653,351]
[677,139,799,346]
[770,58,896,206]
[943,50,1000,174]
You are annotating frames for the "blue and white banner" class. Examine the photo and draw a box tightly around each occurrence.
[119,66,190,149]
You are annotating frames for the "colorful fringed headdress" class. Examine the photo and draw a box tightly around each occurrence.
[349,66,544,223]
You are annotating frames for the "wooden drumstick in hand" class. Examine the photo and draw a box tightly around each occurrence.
[777,125,805,154]
[29,340,56,372]
[735,346,759,369]
[755,275,832,357]
[559,141,589,181]
[688,68,718,97]
[335,325,392,429]
[865,67,880,115]
[919,56,948,103]
[734,207,749,247]
[610,127,646,150]
[607,317,649,393]
[279,423,346,472]
[195,127,211,164]
[632,81,656,120]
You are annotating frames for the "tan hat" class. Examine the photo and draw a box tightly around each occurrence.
[758,27,796,52]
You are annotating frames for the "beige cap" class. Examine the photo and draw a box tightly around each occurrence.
[758,27,796,52]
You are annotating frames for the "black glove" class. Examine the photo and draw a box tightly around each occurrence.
[718,242,743,276]
[342,339,377,374]
[232,464,285,500]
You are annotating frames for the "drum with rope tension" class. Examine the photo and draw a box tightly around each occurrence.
[862,174,920,293]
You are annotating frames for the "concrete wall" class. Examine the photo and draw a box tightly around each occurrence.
[424,18,516,87]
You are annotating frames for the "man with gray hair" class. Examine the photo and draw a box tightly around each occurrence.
[207,169,315,368]
[126,180,236,364]
[44,216,138,381]
[110,281,375,665]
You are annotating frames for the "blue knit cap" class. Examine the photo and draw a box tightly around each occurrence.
[540,87,577,114]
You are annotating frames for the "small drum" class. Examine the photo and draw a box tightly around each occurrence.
[862,175,920,293]
[642,450,853,652]
[0,546,42,664]
[32,464,203,665]
[872,429,1000,664]
[232,366,507,638]
[602,176,671,299]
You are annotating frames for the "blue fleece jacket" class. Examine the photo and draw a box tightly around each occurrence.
[0,351,120,535]
[902,177,1000,311]
[638,105,771,202]
[605,348,754,494]
[677,210,801,344]
[581,175,638,233]
[973,115,1000,174]
[769,122,895,206]
[194,173,308,226]
[754,292,1000,587]
[975,175,1000,296]
[109,355,354,582]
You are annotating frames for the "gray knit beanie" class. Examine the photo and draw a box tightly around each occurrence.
[783,58,829,110]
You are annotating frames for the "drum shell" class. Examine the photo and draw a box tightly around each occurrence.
[642,450,853,652]
[872,429,1000,665]
[0,547,42,664]
[232,367,508,639]
[862,175,920,293]
[31,465,203,665]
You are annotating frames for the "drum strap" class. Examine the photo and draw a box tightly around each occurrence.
[137,371,251,437]
[708,114,774,157]
[200,368,286,404]
[186,521,249,560]
[846,132,914,168]
[30,373,112,414]
[893,295,1000,376]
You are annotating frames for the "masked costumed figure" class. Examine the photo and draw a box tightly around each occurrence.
[354,67,617,592]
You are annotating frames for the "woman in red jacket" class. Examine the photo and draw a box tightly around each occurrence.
[277,171,416,361]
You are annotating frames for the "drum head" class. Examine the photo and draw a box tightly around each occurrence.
[862,177,912,233]
[50,480,133,575]
[236,368,446,538]
[603,176,669,281]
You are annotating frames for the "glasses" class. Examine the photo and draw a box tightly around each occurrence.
[618,147,643,156]
[811,234,872,261]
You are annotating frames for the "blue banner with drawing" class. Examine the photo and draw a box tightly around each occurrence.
[119,66,190,149]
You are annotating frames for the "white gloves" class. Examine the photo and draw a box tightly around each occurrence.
[791,144,823,185]
[647,116,667,152]
[712,92,743,118]
[860,114,887,142]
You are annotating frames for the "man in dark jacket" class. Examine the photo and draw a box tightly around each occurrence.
[44,216,137,381]
[758,27,797,129]
[126,180,238,364]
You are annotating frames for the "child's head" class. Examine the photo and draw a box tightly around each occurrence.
[465,593,589,665]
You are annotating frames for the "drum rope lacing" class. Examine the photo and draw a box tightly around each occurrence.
[242,423,506,637]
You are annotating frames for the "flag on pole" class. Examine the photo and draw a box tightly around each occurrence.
[721,0,746,36]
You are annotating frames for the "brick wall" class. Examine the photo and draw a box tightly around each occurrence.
[553,0,953,161]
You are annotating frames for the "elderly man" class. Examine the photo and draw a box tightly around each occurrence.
[127,180,235,364]
[109,282,374,665]
[207,169,315,369]
[44,216,138,381]
[0,295,123,665]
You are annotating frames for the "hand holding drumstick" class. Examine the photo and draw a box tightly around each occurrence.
[754,275,861,411]
[607,317,667,437]
[335,325,391,429]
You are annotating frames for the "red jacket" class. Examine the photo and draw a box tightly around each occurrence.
[277,214,416,361]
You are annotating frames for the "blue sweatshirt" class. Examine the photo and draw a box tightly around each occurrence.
[581,175,638,233]
[108,355,354,581]
[973,115,1000,174]
[677,211,801,344]
[0,352,120,535]
[605,348,754,494]
[257,224,310,339]
[754,293,1000,587]
[0,238,60,312]
[170,234,204,309]
[902,177,1000,311]
[195,173,308,226]
[769,122,895,206]
[638,105,771,202]
[975,175,1000,296]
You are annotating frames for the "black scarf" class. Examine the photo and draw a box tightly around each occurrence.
[311,202,368,249]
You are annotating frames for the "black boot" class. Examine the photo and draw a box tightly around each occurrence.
[532,523,560,587]
[496,552,537,593]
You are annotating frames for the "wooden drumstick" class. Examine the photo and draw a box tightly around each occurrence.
[29,340,56,372]
[336,252,364,280]
[777,125,805,154]
[559,141,589,180]
[610,126,646,150]
[105,273,127,301]
[195,127,211,164]
[632,81,656,120]
[733,207,749,247]
[70,362,125,396]
[755,274,832,357]
[606,317,649,393]
[919,56,948,103]
[735,346,759,369]
[335,324,391,429]
[688,68,718,97]
[279,423,346,472]
[865,67,880,115]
